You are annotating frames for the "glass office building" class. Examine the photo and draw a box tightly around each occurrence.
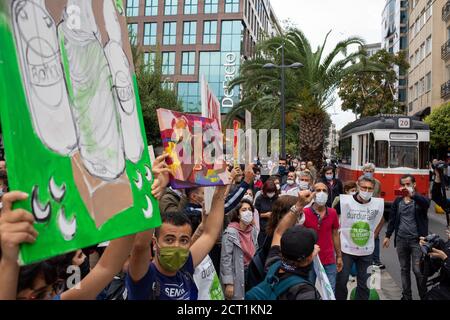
[124,0,281,113]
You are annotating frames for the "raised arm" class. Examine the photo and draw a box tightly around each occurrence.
[190,186,226,268]
[127,230,154,283]
[271,190,315,247]
[0,192,36,300]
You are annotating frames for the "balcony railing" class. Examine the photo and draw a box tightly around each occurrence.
[443,1,450,21]
[442,39,450,60]
[441,80,450,99]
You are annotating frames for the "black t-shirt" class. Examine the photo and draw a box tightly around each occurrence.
[264,246,321,300]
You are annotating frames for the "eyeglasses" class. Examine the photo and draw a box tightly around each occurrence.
[18,279,65,300]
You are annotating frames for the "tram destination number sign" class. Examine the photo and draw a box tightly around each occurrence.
[398,118,411,129]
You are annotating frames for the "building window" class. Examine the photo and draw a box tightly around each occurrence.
[183,21,197,45]
[162,52,176,75]
[144,52,156,71]
[163,22,177,45]
[203,20,218,44]
[184,0,198,14]
[225,0,240,13]
[420,43,425,61]
[164,0,177,15]
[419,78,425,96]
[221,20,242,52]
[426,72,432,91]
[162,81,174,90]
[145,0,158,16]
[178,82,200,112]
[182,52,196,75]
[204,0,218,13]
[143,23,157,45]
[426,36,432,55]
[414,82,419,99]
[128,23,138,45]
[126,0,140,16]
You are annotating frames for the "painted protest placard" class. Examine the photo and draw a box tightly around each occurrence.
[0,0,160,264]
[157,108,229,189]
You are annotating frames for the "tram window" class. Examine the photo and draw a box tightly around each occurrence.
[369,133,375,163]
[389,142,418,169]
[340,137,352,165]
[375,141,388,168]
[419,142,430,169]
[359,135,364,166]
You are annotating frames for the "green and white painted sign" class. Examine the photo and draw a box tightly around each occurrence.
[0,0,161,265]
[339,195,384,256]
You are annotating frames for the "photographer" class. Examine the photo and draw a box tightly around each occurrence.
[420,231,450,300]
[431,161,448,223]
[383,174,430,300]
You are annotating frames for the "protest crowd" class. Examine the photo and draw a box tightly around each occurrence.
[0,156,449,301]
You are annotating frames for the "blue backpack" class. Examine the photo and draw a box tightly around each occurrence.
[245,261,311,300]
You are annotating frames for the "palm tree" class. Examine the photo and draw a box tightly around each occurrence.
[227,28,372,166]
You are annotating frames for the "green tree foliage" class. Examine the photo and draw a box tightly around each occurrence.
[226,28,366,166]
[130,44,182,147]
[424,103,450,150]
[338,49,409,117]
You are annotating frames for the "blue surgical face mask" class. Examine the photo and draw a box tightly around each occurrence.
[325,174,333,181]
[364,172,373,179]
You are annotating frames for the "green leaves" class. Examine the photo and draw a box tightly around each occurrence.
[424,103,450,150]
[338,49,409,117]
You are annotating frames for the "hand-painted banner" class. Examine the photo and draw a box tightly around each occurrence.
[0,0,160,265]
[157,108,229,189]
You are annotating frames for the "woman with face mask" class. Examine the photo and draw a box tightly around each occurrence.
[332,181,358,215]
[221,200,258,300]
[320,166,344,208]
[254,179,278,248]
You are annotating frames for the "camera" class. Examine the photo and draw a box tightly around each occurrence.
[420,234,443,255]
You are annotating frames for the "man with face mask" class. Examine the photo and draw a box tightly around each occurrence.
[360,163,384,269]
[126,186,227,300]
[281,172,299,195]
[278,159,288,185]
[297,183,342,292]
[335,176,384,300]
[184,187,205,233]
[383,175,430,300]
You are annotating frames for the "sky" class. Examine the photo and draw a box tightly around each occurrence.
[270,0,386,130]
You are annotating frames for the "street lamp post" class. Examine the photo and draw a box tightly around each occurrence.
[263,43,303,159]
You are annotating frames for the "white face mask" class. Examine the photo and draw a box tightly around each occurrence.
[276,184,281,191]
[287,179,295,186]
[349,191,357,196]
[359,191,373,201]
[299,181,310,191]
[240,210,253,225]
[300,165,306,170]
[243,195,253,202]
[406,186,414,195]
[315,191,328,206]
[266,192,276,198]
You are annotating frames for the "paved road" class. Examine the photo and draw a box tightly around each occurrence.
[379,198,449,300]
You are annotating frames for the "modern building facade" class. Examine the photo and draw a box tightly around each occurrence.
[361,42,382,57]
[124,0,281,113]
[382,0,409,108]
[408,0,450,118]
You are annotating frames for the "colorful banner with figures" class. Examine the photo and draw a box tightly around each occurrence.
[339,195,384,256]
[193,256,224,300]
[157,108,229,189]
[0,0,160,265]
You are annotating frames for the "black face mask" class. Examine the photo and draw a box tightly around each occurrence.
[79,257,91,279]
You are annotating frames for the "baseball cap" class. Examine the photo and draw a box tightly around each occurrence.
[281,225,317,261]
